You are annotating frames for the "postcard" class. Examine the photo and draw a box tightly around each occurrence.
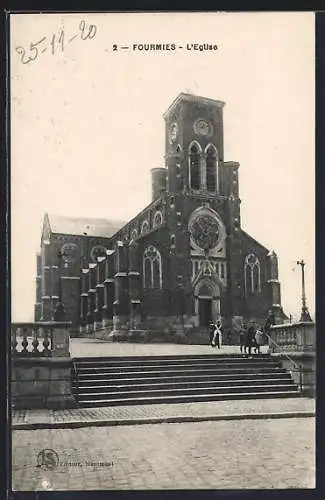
[10,12,315,491]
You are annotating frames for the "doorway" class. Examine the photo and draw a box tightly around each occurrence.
[198,298,212,327]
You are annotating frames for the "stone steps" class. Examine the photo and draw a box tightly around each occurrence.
[72,353,300,407]
[76,377,293,392]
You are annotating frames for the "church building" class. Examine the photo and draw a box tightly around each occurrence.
[34,93,286,339]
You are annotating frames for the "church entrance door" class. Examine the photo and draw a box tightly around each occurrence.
[198,298,212,327]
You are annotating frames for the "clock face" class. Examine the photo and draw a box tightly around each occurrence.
[190,214,220,251]
[90,245,106,262]
[61,243,78,263]
[169,122,178,143]
[193,119,212,137]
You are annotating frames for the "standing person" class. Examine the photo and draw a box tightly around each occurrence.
[246,324,255,356]
[239,325,246,353]
[217,319,223,348]
[208,322,216,347]
[254,326,264,354]
[264,310,275,344]
[212,320,222,349]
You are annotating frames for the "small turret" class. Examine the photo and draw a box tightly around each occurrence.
[267,250,279,280]
[151,168,167,201]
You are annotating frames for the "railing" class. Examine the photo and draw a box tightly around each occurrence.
[264,331,303,392]
[11,322,72,357]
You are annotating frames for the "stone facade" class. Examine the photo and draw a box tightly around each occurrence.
[34,93,287,336]
[11,357,75,409]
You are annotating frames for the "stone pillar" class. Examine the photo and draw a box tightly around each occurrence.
[51,323,70,357]
[267,250,283,320]
[35,253,42,321]
[94,257,105,330]
[41,241,51,321]
[169,243,178,319]
[200,153,207,191]
[79,268,88,335]
[128,240,142,329]
[50,264,59,318]
[41,266,51,320]
[177,228,192,323]
[267,252,281,306]
[104,280,114,326]
[94,284,104,330]
[86,263,96,333]
[102,251,115,328]
[87,292,96,333]
[270,281,281,307]
[113,241,129,332]
[166,150,183,194]
[226,188,243,325]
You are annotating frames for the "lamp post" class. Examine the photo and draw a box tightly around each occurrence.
[53,249,66,321]
[296,259,312,322]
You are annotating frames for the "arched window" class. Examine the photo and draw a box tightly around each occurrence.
[220,262,225,279]
[189,143,201,190]
[245,265,251,293]
[206,145,218,192]
[144,259,151,288]
[244,253,261,295]
[143,246,162,289]
[253,265,259,293]
[152,259,161,288]
[153,211,163,228]
[141,220,149,235]
[131,229,138,241]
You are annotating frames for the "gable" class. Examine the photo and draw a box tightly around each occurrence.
[240,230,269,255]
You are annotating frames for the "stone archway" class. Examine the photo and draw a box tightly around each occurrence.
[194,278,221,327]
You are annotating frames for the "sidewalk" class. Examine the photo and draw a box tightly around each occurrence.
[12,397,315,430]
[69,339,249,358]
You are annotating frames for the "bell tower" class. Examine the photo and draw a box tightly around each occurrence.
[163,93,225,195]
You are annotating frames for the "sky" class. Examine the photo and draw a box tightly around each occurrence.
[10,12,315,322]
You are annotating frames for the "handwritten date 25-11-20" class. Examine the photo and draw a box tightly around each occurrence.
[15,20,97,65]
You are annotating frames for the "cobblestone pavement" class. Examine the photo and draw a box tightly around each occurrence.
[12,398,315,428]
[69,339,268,358]
[12,417,315,490]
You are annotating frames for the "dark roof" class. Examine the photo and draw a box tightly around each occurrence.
[47,213,125,238]
[241,229,269,254]
[163,92,225,119]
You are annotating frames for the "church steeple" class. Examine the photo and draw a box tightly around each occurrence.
[164,93,226,196]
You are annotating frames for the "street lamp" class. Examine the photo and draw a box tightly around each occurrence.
[53,249,66,321]
[296,259,312,322]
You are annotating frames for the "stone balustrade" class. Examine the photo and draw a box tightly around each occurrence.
[269,321,316,397]
[269,321,315,353]
[11,321,75,409]
[11,321,72,357]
